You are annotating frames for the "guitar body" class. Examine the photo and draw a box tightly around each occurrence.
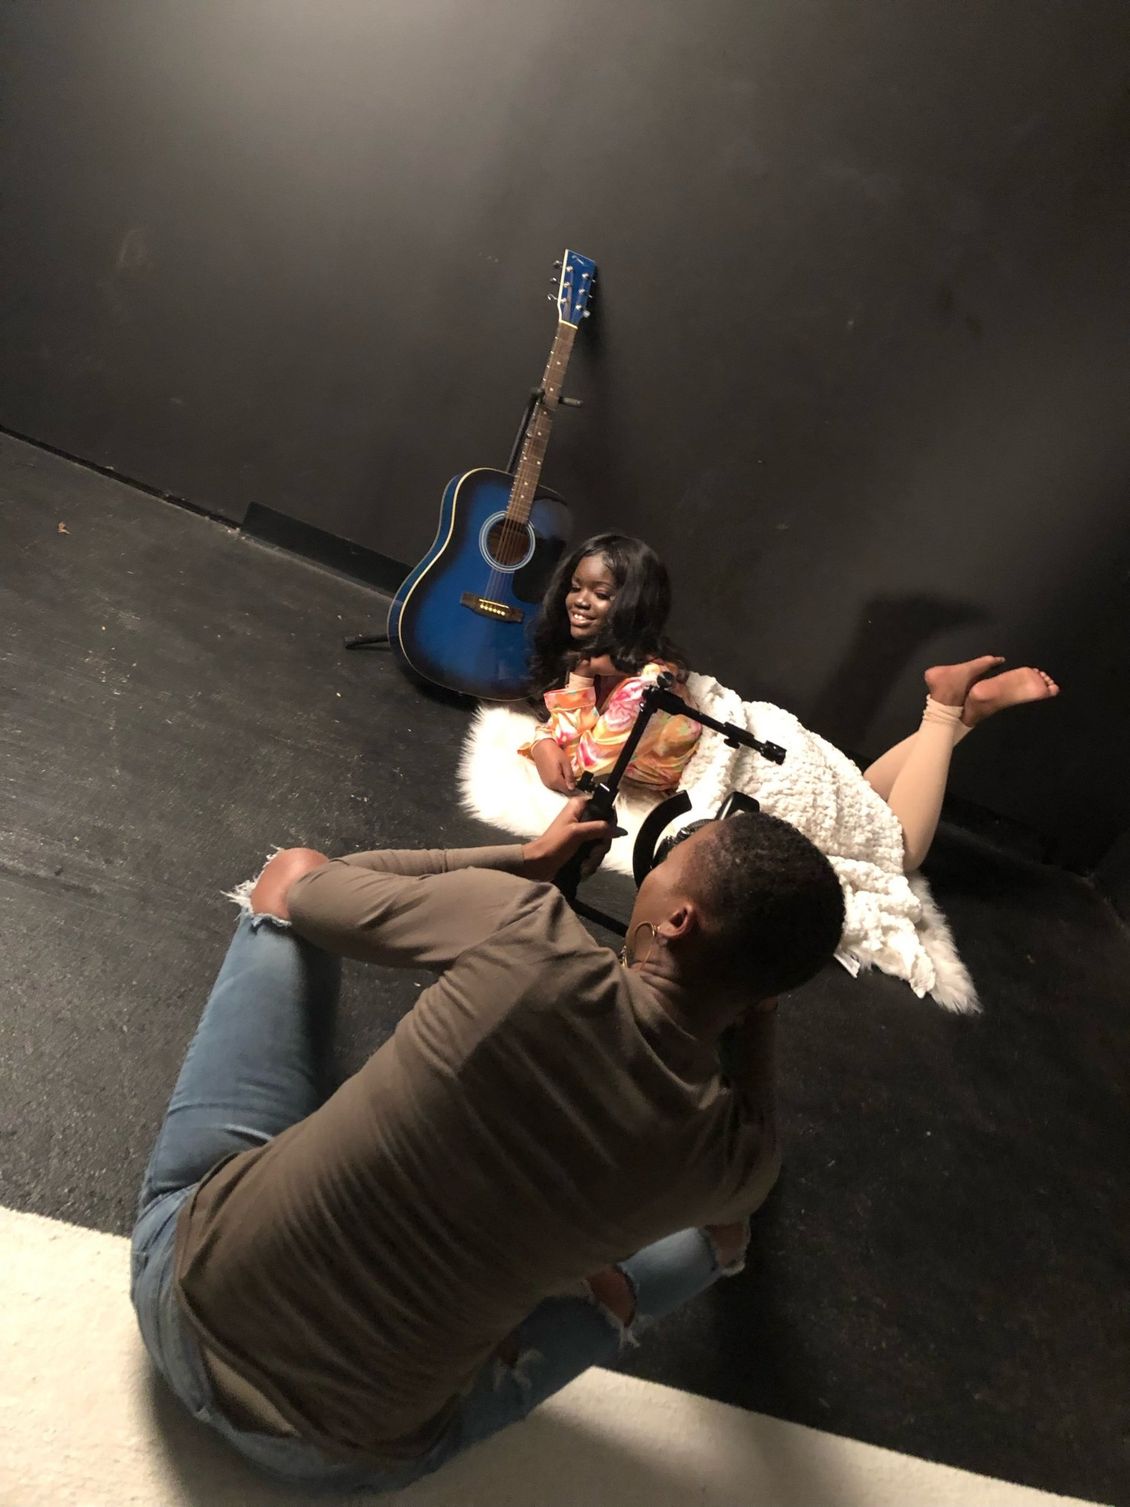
[388,248,595,701]
[388,467,571,700]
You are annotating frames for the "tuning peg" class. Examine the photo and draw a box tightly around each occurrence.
[582,309,592,318]
[547,293,557,302]
[552,259,562,269]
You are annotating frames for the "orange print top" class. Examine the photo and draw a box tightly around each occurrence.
[520,661,701,790]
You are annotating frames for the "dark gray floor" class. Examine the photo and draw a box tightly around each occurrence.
[2,433,1127,1505]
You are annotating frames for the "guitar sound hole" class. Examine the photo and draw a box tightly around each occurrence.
[486,519,531,568]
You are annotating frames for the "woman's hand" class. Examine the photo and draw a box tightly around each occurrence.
[531,738,577,794]
[572,652,622,680]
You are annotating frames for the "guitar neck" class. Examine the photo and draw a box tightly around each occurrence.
[506,321,578,523]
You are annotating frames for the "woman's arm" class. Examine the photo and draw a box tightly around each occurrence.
[519,672,601,790]
[520,659,689,785]
[567,662,676,779]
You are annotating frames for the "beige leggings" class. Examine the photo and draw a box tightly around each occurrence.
[864,698,972,871]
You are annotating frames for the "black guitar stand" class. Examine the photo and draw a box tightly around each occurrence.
[344,630,390,649]
[505,385,584,473]
[506,387,545,474]
[556,673,787,938]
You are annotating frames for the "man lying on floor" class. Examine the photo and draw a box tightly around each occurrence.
[131,798,845,1493]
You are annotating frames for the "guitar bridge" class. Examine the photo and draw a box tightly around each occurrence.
[460,593,524,624]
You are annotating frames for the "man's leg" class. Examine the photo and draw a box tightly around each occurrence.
[137,847,337,1212]
[131,851,341,1434]
[425,1225,742,1474]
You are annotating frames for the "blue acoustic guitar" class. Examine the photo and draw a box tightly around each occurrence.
[387,250,597,700]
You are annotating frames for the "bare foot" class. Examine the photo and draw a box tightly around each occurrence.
[963,667,1060,727]
[924,655,1006,707]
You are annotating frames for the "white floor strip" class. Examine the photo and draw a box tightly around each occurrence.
[0,1207,1106,1507]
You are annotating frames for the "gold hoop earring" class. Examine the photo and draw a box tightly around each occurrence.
[620,921,660,968]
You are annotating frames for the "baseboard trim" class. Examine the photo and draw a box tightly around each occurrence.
[0,424,409,595]
[0,423,234,524]
[241,503,407,595]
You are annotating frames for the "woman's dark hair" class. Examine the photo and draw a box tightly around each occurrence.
[526,533,685,703]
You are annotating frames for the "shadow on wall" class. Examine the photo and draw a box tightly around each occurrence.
[566,285,650,536]
[805,594,989,754]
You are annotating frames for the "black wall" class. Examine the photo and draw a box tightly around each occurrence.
[4,0,1129,868]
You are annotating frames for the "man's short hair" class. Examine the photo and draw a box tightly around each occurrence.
[687,811,845,996]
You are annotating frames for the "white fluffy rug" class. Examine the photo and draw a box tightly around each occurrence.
[1,1206,1097,1507]
[458,679,978,1013]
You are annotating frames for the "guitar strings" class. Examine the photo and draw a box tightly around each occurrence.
[483,290,578,607]
[483,414,539,604]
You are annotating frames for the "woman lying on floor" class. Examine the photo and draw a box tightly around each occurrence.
[520,533,1059,875]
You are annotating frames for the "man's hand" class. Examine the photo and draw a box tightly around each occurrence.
[521,796,621,883]
[531,738,577,794]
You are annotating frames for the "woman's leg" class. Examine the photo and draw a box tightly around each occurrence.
[863,655,1002,799]
[885,662,1059,870]
[885,699,966,870]
[864,731,927,801]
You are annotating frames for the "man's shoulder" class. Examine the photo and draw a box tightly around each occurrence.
[463,874,610,963]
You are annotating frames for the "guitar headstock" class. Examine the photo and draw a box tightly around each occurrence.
[552,249,597,327]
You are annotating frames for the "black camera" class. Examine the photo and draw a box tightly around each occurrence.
[637,789,764,880]
[554,674,786,935]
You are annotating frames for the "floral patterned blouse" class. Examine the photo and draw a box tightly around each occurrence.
[520,660,701,790]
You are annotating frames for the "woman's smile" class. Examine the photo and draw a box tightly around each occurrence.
[566,554,617,640]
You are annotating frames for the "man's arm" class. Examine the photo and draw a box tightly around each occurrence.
[287,861,530,970]
[285,800,617,970]
[722,998,779,1115]
[703,999,781,1235]
[335,843,526,880]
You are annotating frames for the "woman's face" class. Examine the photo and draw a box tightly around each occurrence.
[565,553,618,641]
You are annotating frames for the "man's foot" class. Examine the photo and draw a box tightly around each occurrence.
[962,667,1060,727]
[923,655,1006,707]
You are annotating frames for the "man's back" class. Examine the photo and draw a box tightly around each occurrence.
[175,857,777,1464]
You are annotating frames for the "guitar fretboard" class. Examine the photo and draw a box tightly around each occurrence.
[506,321,578,524]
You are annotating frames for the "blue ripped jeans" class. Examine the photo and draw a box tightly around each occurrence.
[130,912,734,1494]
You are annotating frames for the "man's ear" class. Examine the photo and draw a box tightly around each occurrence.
[658,901,698,944]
